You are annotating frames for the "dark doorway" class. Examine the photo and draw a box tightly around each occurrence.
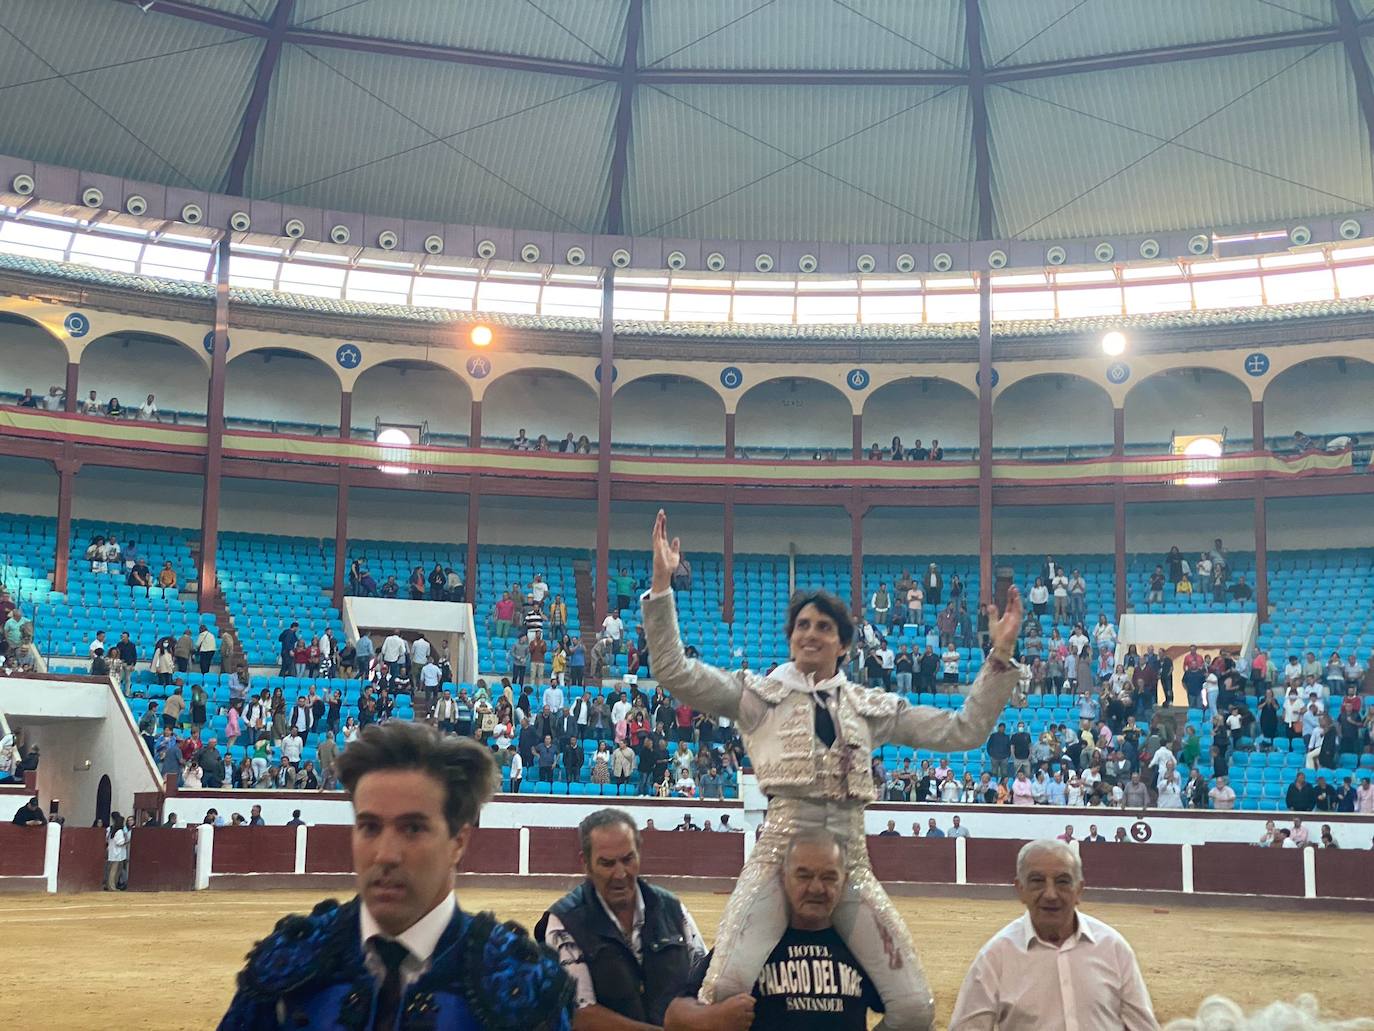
[96,775,112,827]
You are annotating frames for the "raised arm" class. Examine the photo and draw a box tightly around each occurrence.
[872,587,1023,751]
[643,510,743,721]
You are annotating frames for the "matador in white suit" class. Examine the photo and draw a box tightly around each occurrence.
[643,510,1023,1030]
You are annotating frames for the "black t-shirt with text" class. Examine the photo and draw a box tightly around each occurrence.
[682,926,881,1030]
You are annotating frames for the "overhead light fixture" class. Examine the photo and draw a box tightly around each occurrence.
[1101,331,1127,356]
[469,325,493,347]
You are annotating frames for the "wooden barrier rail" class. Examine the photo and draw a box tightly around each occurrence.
[6,825,1374,905]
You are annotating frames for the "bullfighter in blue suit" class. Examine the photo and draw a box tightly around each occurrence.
[219,721,573,1031]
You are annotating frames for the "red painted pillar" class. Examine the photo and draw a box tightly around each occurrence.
[849,490,865,616]
[1252,399,1268,620]
[594,276,614,626]
[724,411,735,459]
[1113,407,1127,618]
[64,362,78,413]
[977,275,993,603]
[52,453,77,594]
[331,391,351,611]
[466,474,480,605]
[851,413,863,461]
[469,399,482,449]
[722,489,735,624]
[197,238,230,614]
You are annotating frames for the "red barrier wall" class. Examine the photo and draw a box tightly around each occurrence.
[57,827,107,892]
[528,827,582,875]
[1192,842,1304,897]
[462,828,521,874]
[865,836,958,884]
[1080,842,1183,892]
[127,827,197,891]
[1314,850,1374,900]
[641,829,744,878]
[0,826,45,875]
[966,838,1030,884]
[305,824,353,874]
[212,827,297,874]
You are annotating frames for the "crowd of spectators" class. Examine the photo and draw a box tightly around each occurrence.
[0,587,38,669]
[866,436,947,461]
[508,429,592,453]
[346,556,465,602]
[1148,538,1253,604]
[14,385,162,422]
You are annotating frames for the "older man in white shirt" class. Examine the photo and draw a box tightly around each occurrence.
[950,839,1157,1030]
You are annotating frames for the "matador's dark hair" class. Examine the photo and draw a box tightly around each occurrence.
[336,721,497,834]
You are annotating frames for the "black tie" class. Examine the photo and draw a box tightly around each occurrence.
[814,691,836,748]
[369,936,410,1030]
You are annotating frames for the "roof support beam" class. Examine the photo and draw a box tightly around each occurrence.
[1333,0,1374,165]
[965,0,994,240]
[127,1,1368,90]
[604,0,644,235]
[224,0,295,197]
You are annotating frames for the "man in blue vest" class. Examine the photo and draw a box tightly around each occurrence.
[537,809,707,1029]
[219,721,573,1030]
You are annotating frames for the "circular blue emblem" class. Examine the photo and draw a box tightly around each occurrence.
[465,355,492,379]
[594,363,619,383]
[202,330,231,354]
[975,367,1000,388]
[335,344,362,369]
[1106,362,1131,385]
[1243,352,1270,377]
[64,312,89,338]
[846,368,870,391]
[720,366,744,390]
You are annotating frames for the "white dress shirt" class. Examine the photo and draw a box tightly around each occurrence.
[360,890,456,993]
[950,911,1158,1031]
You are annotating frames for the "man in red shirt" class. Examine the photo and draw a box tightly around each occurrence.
[674,701,694,743]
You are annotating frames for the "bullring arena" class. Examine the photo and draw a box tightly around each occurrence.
[4,1,1374,1028]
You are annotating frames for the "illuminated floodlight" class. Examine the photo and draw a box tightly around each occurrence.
[1177,435,1222,487]
[469,324,493,347]
[376,426,413,475]
[1101,331,1127,356]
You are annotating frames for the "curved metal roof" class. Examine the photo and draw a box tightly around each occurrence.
[4,0,1374,244]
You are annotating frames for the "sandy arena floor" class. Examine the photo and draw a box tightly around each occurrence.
[5,885,1370,1029]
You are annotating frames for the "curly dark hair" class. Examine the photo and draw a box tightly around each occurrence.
[335,721,497,834]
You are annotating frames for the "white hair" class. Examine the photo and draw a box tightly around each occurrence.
[1015,839,1082,885]
[1162,995,1374,1031]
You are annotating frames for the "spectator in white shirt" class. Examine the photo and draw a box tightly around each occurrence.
[528,575,549,605]
[942,645,961,686]
[543,682,565,712]
[601,613,624,653]
[949,839,1158,1030]
[137,393,160,422]
[1208,776,1237,810]
[380,631,407,677]
[419,660,442,694]
[411,635,431,668]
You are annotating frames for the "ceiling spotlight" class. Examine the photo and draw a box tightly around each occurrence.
[469,325,493,347]
[1101,331,1127,357]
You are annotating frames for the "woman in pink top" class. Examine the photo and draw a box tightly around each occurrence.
[1011,771,1036,805]
[224,705,240,750]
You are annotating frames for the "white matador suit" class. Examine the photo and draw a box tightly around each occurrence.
[642,588,1018,1030]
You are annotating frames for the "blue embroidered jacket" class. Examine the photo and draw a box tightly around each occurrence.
[218,897,574,1031]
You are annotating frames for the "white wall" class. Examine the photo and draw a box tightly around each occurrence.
[477,495,596,549]
[0,317,67,398]
[481,371,598,445]
[994,505,1116,556]
[866,506,980,556]
[1269,495,1374,549]
[1263,358,1374,439]
[225,351,341,427]
[71,466,204,529]
[613,376,724,447]
[0,676,163,826]
[1123,369,1251,445]
[352,362,471,438]
[736,378,851,451]
[863,378,978,451]
[1126,500,1255,554]
[350,485,468,544]
[993,375,1114,448]
[0,457,59,518]
[78,335,206,415]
